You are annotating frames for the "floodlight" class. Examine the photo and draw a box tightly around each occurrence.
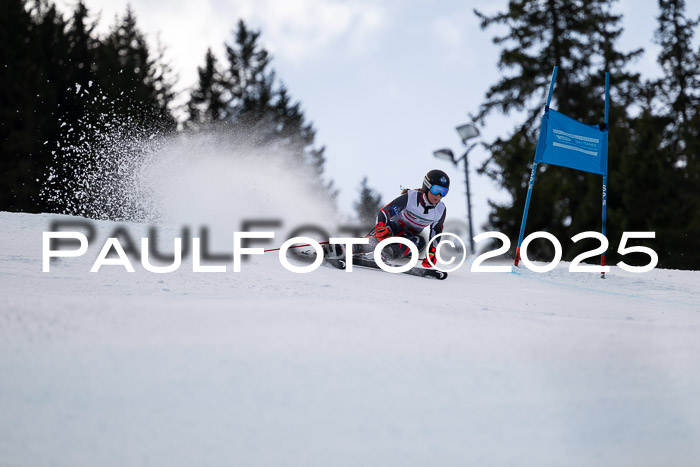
[455,123,480,144]
[432,148,456,164]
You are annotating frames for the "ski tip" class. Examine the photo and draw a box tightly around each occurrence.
[432,270,448,280]
[419,268,448,280]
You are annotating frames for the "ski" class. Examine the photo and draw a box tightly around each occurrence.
[290,244,448,280]
[326,254,448,280]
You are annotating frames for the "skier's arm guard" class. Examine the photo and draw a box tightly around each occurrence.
[377,193,409,225]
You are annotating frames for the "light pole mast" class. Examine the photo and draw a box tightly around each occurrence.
[433,123,480,255]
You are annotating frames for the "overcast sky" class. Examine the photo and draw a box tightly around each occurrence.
[56,0,700,233]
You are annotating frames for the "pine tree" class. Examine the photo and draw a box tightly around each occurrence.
[617,108,673,234]
[65,1,97,89]
[1,0,107,213]
[19,0,72,213]
[654,0,699,131]
[223,20,274,124]
[648,0,700,268]
[216,20,335,197]
[0,0,44,211]
[187,48,227,126]
[97,6,176,130]
[354,177,383,227]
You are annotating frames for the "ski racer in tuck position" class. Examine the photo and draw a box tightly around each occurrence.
[371,169,449,268]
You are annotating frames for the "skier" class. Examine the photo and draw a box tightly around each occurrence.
[373,169,449,268]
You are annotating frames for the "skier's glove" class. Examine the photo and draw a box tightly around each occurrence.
[375,222,392,241]
[421,246,437,268]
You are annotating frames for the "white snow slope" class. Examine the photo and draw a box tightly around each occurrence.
[1,211,699,467]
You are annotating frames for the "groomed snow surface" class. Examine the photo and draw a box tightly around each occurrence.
[1,211,699,467]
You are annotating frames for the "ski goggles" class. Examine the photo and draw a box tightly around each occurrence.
[428,184,449,197]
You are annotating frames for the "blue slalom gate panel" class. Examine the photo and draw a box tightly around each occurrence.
[535,109,609,176]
